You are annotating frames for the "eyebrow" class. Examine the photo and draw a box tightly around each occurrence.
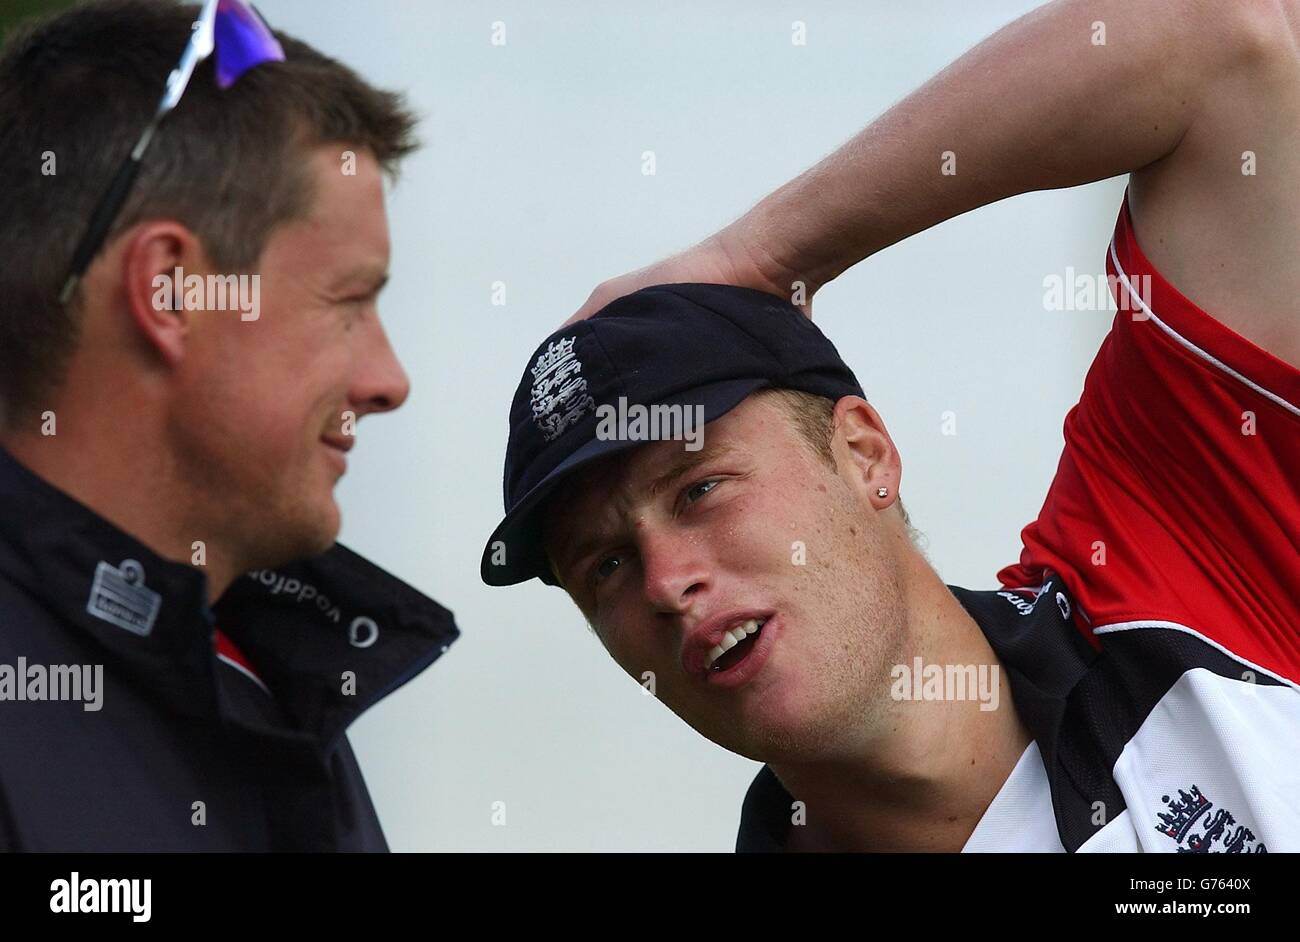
[647,442,738,499]
[331,269,389,296]
[554,442,740,579]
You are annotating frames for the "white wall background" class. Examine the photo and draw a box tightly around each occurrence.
[261,0,1126,851]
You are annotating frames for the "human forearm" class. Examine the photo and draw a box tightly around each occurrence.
[727,0,1268,294]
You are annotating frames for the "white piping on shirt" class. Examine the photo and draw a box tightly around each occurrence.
[1093,618,1300,692]
[1109,240,1300,419]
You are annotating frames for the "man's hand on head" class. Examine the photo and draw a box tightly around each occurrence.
[564,223,815,326]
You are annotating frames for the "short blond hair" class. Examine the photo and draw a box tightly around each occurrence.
[760,388,919,542]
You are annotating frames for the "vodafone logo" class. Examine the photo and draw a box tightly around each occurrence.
[348,616,379,649]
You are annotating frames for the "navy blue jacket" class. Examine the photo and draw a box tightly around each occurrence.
[0,448,458,851]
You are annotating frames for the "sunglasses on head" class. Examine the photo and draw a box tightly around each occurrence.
[59,0,285,305]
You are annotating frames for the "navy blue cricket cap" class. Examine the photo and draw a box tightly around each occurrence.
[479,283,865,587]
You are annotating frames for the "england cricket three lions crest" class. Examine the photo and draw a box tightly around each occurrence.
[530,336,595,442]
[1155,785,1267,853]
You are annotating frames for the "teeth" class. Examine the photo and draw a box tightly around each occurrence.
[704,619,765,671]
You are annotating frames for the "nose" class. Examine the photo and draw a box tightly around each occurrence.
[350,315,411,416]
[638,523,710,615]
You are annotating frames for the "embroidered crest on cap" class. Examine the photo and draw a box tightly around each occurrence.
[86,559,162,637]
[530,336,594,441]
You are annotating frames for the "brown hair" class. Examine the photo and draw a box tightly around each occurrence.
[0,0,418,422]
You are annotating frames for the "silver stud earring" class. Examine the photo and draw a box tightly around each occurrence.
[876,486,889,499]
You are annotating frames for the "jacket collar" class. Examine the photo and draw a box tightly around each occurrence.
[0,446,459,746]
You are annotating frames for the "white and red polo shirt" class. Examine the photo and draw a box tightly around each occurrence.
[986,191,1300,851]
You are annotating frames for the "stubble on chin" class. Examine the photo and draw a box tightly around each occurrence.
[255,466,342,566]
[179,434,342,571]
[738,531,909,766]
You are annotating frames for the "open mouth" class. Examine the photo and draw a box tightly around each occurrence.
[705,618,766,674]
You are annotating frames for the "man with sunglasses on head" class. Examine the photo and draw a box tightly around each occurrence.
[485,0,1300,852]
[0,0,457,851]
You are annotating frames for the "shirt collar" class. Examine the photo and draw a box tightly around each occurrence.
[734,577,1091,851]
[0,446,459,744]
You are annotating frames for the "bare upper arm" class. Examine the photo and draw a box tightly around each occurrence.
[1128,0,1300,368]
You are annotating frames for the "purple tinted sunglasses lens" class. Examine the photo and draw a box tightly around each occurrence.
[214,0,285,89]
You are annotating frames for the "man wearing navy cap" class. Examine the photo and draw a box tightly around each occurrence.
[487,0,1300,853]
[483,278,1298,853]
[484,284,1046,852]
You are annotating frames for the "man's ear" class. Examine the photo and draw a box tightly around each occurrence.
[830,395,901,509]
[120,222,208,367]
